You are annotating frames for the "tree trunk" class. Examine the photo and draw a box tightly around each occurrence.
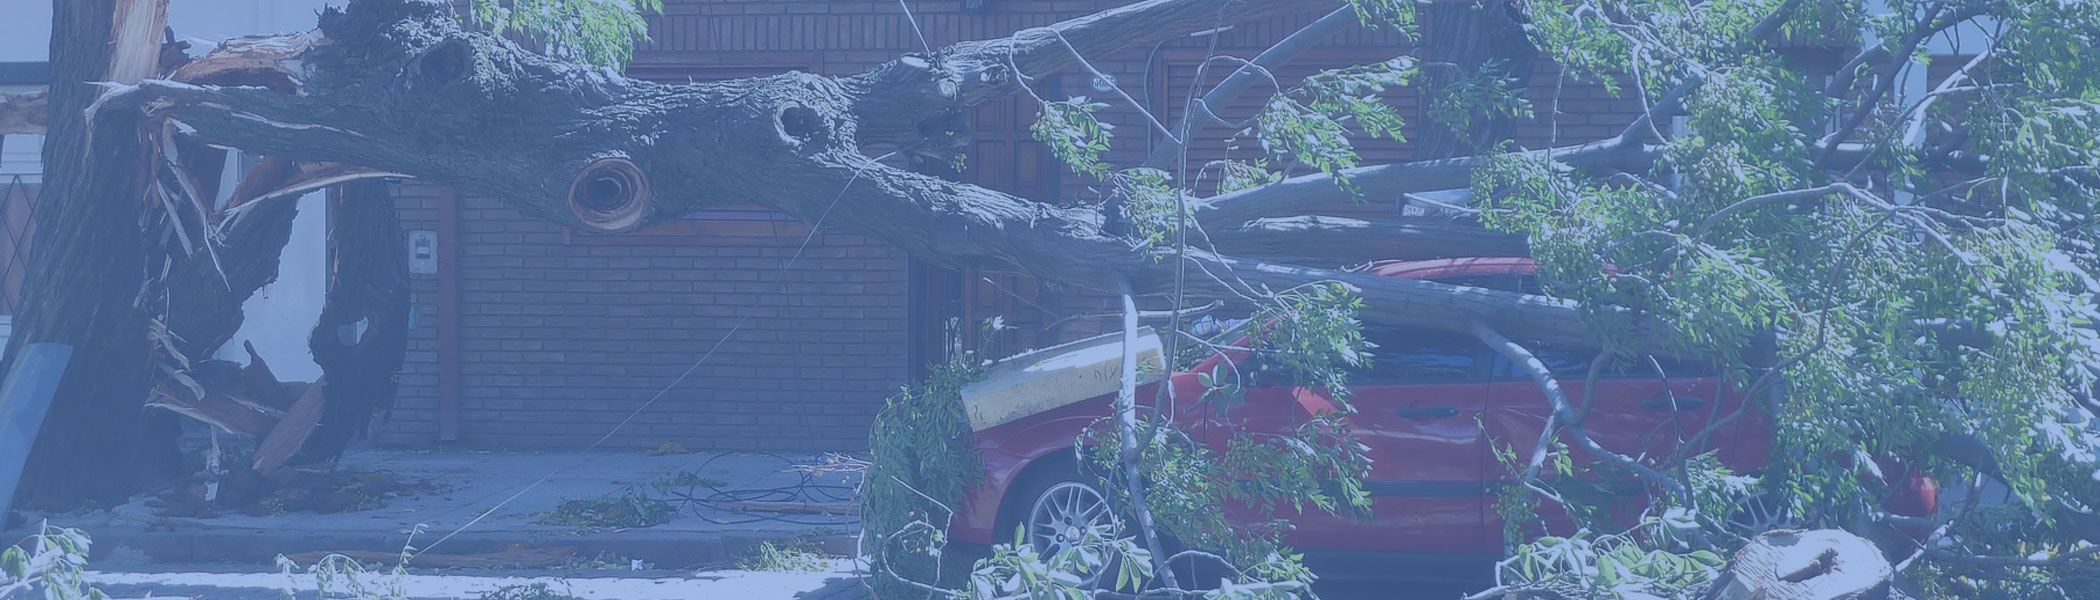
[2,0,164,509]
[129,0,1681,355]
[299,179,409,463]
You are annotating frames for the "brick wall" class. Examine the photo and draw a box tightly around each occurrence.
[372,0,1649,452]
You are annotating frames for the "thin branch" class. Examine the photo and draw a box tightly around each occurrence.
[1051,30,1180,145]
[1117,278,1180,591]
[1141,6,1359,170]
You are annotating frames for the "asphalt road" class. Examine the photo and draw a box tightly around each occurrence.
[79,562,1488,600]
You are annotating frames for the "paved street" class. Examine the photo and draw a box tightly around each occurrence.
[87,561,870,600]
[77,562,1484,600]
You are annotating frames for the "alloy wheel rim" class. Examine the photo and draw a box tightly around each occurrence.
[1027,480,1117,583]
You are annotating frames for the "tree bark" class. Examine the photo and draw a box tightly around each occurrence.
[300,179,409,463]
[2,0,164,509]
[1207,215,1529,266]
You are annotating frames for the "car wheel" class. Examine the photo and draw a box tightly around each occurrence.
[1001,463,1124,589]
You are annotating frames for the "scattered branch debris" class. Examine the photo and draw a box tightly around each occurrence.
[537,487,674,531]
[286,546,579,570]
[149,466,441,518]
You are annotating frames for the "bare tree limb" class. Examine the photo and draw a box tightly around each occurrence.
[1194,138,1662,228]
[1207,215,1528,266]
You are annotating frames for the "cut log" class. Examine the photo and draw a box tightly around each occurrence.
[958,328,1164,432]
[253,375,325,475]
[1703,529,1892,600]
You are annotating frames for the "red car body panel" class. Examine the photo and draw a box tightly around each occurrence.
[1204,382,1491,553]
[952,258,1930,554]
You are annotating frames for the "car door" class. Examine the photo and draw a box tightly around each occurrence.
[1483,344,1734,538]
[1208,325,1493,555]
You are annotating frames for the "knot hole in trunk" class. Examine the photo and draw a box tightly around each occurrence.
[566,156,652,233]
[777,105,825,143]
[412,38,472,88]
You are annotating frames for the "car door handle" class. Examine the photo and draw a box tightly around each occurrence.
[1396,405,1460,419]
[1641,396,1706,412]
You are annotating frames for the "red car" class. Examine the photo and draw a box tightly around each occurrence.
[950,258,1928,581]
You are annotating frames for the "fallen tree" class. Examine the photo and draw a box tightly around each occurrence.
[5,0,2099,598]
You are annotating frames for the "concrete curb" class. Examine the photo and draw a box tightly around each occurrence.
[16,523,859,570]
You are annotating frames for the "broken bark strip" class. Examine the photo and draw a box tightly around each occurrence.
[301,178,410,463]
[1,0,166,510]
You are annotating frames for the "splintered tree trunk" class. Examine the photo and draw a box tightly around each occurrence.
[163,158,304,359]
[2,0,164,509]
[299,179,409,464]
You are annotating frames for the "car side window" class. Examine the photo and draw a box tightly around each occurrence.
[1348,325,1486,384]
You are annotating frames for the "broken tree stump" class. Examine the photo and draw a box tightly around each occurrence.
[1703,529,1892,600]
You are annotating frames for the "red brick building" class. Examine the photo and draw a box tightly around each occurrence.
[367,0,1651,451]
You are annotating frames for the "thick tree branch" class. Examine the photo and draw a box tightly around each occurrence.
[125,1,1690,360]
[1194,138,1662,227]
[1206,215,1528,266]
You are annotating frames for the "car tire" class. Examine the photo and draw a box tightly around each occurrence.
[998,458,1225,594]
[997,460,1126,588]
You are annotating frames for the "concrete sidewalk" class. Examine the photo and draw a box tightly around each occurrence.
[5,448,863,569]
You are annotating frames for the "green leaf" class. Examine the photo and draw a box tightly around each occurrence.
[2,546,25,579]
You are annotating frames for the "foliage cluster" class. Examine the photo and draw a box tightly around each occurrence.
[537,486,674,531]
[0,524,103,600]
[860,333,986,598]
[465,0,663,68]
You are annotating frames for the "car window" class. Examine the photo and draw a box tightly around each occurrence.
[1347,325,1487,384]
